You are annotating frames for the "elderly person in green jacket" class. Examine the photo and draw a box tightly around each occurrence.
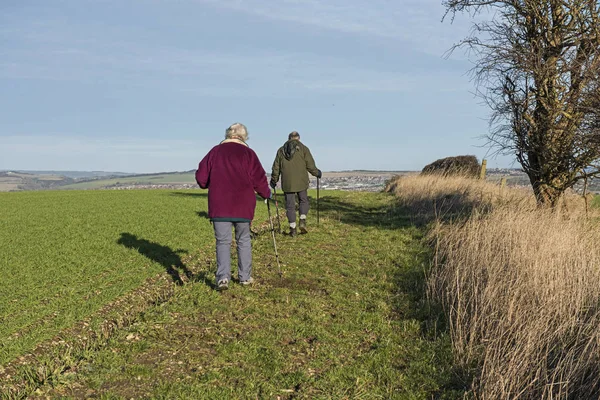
[270,131,321,237]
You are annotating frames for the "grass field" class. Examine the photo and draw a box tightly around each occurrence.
[1,189,463,399]
[0,190,211,366]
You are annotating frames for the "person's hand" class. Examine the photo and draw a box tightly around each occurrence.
[317,169,322,179]
[264,190,274,203]
[270,180,277,189]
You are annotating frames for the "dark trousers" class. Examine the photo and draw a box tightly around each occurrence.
[284,190,309,223]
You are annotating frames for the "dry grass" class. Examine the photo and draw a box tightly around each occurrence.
[389,174,600,399]
[386,174,536,220]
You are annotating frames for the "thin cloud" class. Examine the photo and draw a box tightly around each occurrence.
[194,0,473,56]
[0,37,454,94]
[1,0,475,94]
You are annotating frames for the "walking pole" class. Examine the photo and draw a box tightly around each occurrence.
[317,177,320,226]
[266,198,283,278]
[274,187,282,234]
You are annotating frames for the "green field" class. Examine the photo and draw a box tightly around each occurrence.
[1,189,462,398]
[0,190,211,364]
[59,173,196,190]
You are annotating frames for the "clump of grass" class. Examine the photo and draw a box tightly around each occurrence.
[390,174,600,398]
[386,174,535,221]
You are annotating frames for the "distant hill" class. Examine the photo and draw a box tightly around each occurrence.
[0,170,192,192]
[0,169,435,192]
[0,171,72,192]
[60,172,196,190]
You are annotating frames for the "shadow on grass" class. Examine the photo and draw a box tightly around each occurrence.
[312,192,469,394]
[392,256,472,396]
[196,211,209,219]
[170,191,208,198]
[117,233,196,286]
[310,194,413,230]
[389,238,471,395]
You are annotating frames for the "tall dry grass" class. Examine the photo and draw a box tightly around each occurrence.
[389,174,600,399]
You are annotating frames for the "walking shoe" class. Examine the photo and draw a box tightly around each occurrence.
[299,219,308,234]
[217,278,229,291]
[240,277,254,286]
[289,227,297,237]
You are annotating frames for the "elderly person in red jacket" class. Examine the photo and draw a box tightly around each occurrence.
[196,123,271,291]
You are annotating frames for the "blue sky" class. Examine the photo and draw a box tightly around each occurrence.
[0,0,512,173]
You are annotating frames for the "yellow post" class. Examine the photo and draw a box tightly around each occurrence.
[480,159,487,180]
[500,177,507,189]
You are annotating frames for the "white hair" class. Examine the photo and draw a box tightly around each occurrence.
[225,123,248,141]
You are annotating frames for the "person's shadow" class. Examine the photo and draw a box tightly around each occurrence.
[196,211,209,219]
[117,233,193,285]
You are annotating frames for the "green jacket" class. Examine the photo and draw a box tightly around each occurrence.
[271,140,319,193]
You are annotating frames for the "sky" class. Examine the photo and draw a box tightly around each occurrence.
[0,0,513,173]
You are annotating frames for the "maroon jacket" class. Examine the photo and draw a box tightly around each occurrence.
[196,140,271,221]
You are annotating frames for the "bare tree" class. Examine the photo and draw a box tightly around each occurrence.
[445,0,600,206]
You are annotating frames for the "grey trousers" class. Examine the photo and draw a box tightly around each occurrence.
[284,190,309,223]
[213,221,252,282]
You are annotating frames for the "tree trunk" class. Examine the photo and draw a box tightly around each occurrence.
[532,182,563,207]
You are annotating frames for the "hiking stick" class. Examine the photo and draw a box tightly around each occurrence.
[266,199,283,278]
[317,177,320,226]
[274,187,282,234]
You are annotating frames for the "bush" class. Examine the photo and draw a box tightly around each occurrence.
[421,155,480,178]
